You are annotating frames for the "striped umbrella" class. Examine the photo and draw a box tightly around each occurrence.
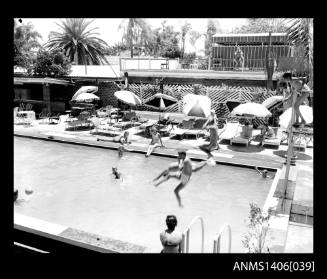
[183,94,211,118]
[144,93,178,111]
[114,90,142,106]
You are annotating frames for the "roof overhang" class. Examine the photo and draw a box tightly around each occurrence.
[14,77,75,86]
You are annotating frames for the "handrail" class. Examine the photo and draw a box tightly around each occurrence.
[181,216,204,253]
[213,223,232,253]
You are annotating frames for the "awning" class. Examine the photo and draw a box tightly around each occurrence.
[14,77,74,86]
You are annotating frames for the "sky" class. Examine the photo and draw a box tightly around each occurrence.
[20,18,248,53]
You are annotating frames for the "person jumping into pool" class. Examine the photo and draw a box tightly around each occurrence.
[145,127,164,157]
[153,149,207,207]
[199,110,220,160]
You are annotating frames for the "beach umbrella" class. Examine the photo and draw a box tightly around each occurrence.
[72,86,98,99]
[71,92,100,102]
[183,94,211,118]
[262,96,284,109]
[231,102,272,118]
[279,105,313,128]
[114,90,142,106]
[226,100,242,113]
[144,93,178,110]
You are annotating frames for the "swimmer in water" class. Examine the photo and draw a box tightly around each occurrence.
[153,149,207,207]
[112,166,123,180]
[255,167,272,178]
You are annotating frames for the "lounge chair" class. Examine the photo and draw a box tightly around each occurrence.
[262,127,282,148]
[293,134,307,151]
[183,118,207,139]
[65,113,93,131]
[170,119,195,140]
[219,121,240,144]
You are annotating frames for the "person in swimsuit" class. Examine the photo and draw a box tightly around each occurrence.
[160,215,183,253]
[145,127,164,157]
[153,150,207,207]
[199,110,219,159]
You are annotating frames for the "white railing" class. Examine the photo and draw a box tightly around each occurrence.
[213,223,232,253]
[181,216,204,253]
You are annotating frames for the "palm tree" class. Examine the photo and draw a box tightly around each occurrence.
[14,19,42,69]
[118,18,152,58]
[45,18,109,65]
[180,22,192,59]
[283,18,313,87]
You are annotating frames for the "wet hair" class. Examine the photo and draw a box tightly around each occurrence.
[177,149,187,155]
[166,215,177,230]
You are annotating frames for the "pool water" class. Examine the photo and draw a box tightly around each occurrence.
[14,137,274,253]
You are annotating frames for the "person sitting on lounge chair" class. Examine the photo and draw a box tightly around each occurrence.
[258,123,274,147]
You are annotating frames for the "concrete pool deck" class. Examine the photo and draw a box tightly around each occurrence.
[14,119,313,253]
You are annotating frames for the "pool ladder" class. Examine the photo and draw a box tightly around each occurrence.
[181,216,231,253]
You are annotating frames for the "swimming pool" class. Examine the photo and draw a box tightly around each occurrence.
[14,136,275,253]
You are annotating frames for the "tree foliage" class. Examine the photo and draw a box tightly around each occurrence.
[282,18,313,87]
[242,203,271,253]
[205,19,222,56]
[46,18,109,65]
[14,19,42,71]
[233,18,288,33]
[118,18,152,58]
[33,49,72,77]
[180,21,192,58]
[153,23,181,58]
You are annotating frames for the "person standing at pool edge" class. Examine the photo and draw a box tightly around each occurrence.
[160,215,183,253]
[199,110,219,160]
[153,150,207,207]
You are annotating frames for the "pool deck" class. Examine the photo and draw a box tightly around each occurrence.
[14,118,313,253]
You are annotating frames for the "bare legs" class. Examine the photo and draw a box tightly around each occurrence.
[146,143,160,157]
[294,92,310,125]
